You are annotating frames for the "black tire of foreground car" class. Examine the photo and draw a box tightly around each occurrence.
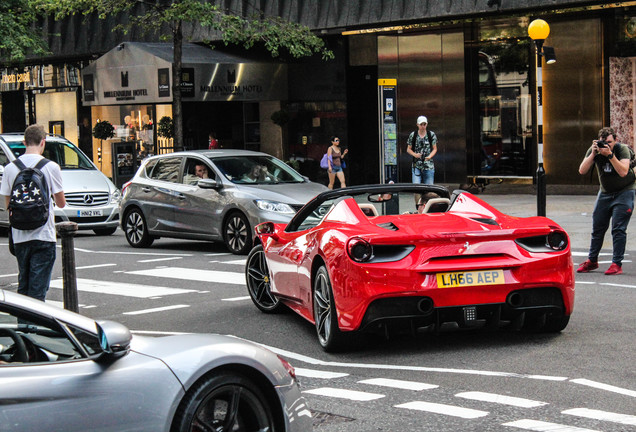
[93,227,118,236]
[313,266,349,352]
[123,208,155,248]
[246,245,284,313]
[223,211,252,255]
[171,372,277,432]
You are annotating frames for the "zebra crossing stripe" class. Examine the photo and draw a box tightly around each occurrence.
[359,378,438,391]
[295,368,349,379]
[563,408,636,426]
[570,378,636,398]
[303,387,384,401]
[502,419,600,431]
[456,391,547,408]
[126,267,245,285]
[49,278,197,298]
[395,401,488,419]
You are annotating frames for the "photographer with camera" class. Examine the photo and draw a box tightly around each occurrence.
[406,116,438,186]
[578,127,635,275]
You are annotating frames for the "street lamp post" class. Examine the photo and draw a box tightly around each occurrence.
[528,19,554,217]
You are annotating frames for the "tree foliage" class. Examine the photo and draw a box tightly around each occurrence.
[0,0,49,62]
[31,0,333,147]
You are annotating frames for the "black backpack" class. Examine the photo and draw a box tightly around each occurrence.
[9,158,51,230]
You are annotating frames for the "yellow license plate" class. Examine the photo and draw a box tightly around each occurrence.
[436,270,505,288]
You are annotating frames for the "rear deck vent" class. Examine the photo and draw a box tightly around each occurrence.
[376,222,398,231]
[471,217,499,226]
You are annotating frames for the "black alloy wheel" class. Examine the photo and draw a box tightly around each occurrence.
[123,208,154,248]
[245,245,283,313]
[223,212,252,255]
[313,266,347,352]
[172,373,277,432]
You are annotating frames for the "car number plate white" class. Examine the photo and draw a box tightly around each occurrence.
[78,209,103,217]
[436,269,504,288]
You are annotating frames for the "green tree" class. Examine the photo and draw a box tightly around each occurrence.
[32,0,334,148]
[0,0,49,62]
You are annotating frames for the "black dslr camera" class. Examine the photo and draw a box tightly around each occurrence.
[597,139,608,148]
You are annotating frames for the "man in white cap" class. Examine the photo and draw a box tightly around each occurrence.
[406,115,438,185]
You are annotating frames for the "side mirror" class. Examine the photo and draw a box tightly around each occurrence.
[255,221,279,241]
[96,320,132,362]
[198,178,222,189]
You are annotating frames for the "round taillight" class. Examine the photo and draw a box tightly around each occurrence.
[546,231,568,250]
[347,237,373,262]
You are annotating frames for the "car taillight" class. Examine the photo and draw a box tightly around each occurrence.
[347,237,373,263]
[546,231,568,250]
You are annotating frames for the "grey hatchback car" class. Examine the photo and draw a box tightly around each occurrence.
[120,149,328,254]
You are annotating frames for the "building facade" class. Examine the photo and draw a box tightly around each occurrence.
[1,1,635,189]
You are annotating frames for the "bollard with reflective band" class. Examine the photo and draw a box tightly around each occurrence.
[56,221,79,313]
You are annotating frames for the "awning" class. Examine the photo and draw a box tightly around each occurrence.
[81,42,287,105]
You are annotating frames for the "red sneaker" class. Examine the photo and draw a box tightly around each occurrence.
[605,263,622,275]
[576,260,598,273]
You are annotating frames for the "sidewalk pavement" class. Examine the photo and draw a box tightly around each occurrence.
[475,192,636,252]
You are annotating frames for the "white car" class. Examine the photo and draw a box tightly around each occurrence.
[0,133,120,235]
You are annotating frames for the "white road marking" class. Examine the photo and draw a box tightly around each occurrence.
[222,296,250,302]
[600,282,636,289]
[295,368,349,379]
[0,272,19,278]
[137,257,183,263]
[45,300,93,309]
[359,378,438,391]
[73,247,192,256]
[257,342,569,382]
[205,253,231,256]
[570,378,636,398]
[456,391,547,408]
[124,304,190,315]
[209,259,247,265]
[49,278,197,298]
[76,263,117,270]
[502,419,600,431]
[126,267,245,285]
[303,387,384,401]
[563,408,636,425]
[395,401,488,419]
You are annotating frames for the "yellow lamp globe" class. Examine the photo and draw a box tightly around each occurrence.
[528,19,550,40]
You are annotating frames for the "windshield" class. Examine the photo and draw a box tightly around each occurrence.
[8,140,95,170]
[211,155,305,185]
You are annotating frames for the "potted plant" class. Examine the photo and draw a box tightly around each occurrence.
[157,116,174,139]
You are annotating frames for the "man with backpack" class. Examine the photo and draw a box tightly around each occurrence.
[0,125,66,301]
[406,115,438,185]
[577,127,635,276]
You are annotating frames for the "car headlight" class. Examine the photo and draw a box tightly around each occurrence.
[255,200,295,214]
[110,189,122,204]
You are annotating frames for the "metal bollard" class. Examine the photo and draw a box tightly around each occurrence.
[56,221,79,313]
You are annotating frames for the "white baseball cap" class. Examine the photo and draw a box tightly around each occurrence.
[417,115,428,125]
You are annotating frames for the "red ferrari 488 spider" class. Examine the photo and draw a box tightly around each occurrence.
[245,184,574,352]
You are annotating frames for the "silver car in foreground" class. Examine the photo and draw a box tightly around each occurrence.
[0,289,312,431]
[0,134,121,235]
[120,149,328,254]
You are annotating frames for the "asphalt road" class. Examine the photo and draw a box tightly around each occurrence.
[1,212,635,431]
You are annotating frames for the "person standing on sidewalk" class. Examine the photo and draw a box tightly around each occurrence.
[406,116,438,185]
[577,127,635,275]
[0,125,66,300]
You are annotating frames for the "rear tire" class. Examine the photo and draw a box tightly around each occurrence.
[223,212,252,255]
[123,208,154,248]
[171,373,277,432]
[313,266,348,352]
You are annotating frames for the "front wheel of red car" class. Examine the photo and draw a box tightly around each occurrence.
[246,245,283,313]
[313,266,348,352]
[171,372,277,432]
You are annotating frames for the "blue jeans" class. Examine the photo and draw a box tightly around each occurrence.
[14,240,57,301]
[412,167,434,184]
[588,189,635,265]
